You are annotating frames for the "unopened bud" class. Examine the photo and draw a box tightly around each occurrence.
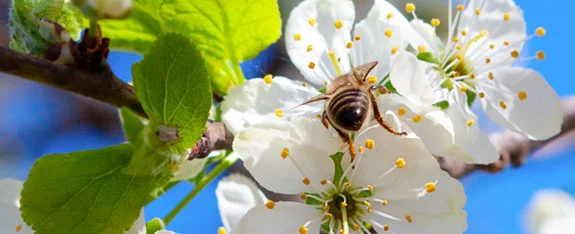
[74,0,133,20]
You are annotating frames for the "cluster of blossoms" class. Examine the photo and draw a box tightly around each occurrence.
[217,0,561,233]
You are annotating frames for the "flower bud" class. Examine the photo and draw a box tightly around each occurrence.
[74,0,133,20]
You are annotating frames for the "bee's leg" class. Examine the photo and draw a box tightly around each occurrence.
[321,111,329,129]
[368,89,408,136]
[326,118,356,162]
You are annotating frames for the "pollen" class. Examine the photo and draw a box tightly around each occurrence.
[425,182,436,193]
[504,13,510,21]
[395,158,406,168]
[457,4,464,11]
[475,8,481,15]
[346,41,353,49]
[382,200,388,206]
[391,46,399,54]
[367,185,374,191]
[306,44,313,52]
[384,224,390,231]
[490,44,495,49]
[367,75,377,84]
[485,58,491,64]
[385,29,393,38]
[308,62,316,69]
[412,115,423,123]
[397,107,406,116]
[320,179,328,185]
[358,146,365,153]
[405,215,413,223]
[460,85,467,92]
[309,18,316,27]
[341,201,348,207]
[537,51,545,60]
[461,30,467,36]
[365,139,375,149]
[293,33,302,41]
[536,27,546,37]
[275,109,284,118]
[479,92,485,98]
[431,18,440,27]
[499,101,507,110]
[263,74,273,84]
[302,177,310,185]
[466,119,475,127]
[418,45,427,52]
[387,13,394,19]
[334,20,343,29]
[265,200,275,209]
[300,193,307,200]
[511,50,520,58]
[453,37,460,43]
[355,35,361,41]
[405,3,416,13]
[280,147,289,159]
[518,91,527,100]
[16,224,22,232]
[299,225,308,234]
[488,72,494,80]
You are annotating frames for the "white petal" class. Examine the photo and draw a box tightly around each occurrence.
[231,202,321,234]
[221,77,322,135]
[233,117,341,194]
[539,216,575,234]
[216,174,267,232]
[171,158,207,182]
[409,19,442,53]
[285,0,355,84]
[446,90,499,164]
[526,189,575,234]
[367,171,467,234]
[352,124,440,200]
[478,67,562,140]
[390,51,441,108]
[0,179,32,234]
[125,209,146,234]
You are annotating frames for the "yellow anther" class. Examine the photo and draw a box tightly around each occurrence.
[263,74,273,84]
[387,13,394,19]
[405,3,416,13]
[457,4,464,11]
[412,115,423,123]
[367,207,372,213]
[479,92,485,99]
[475,8,481,15]
[324,81,329,86]
[536,27,546,37]
[280,147,289,159]
[425,182,436,193]
[391,46,399,54]
[323,205,329,211]
[537,51,545,60]
[308,62,316,69]
[488,72,494,80]
[316,114,322,119]
[309,18,316,27]
[499,101,507,110]
[367,75,377,84]
[354,224,361,231]
[456,45,462,51]
[504,13,510,21]
[405,215,413,223]
[344,181,352,187]
[320,179,328,185]
[334,20,343,29]
[453,37,460,43]
[218,226,227,234]
[469,73,476,79]
[481,29,489,36]
[418,45,427,53]
[300,193,307,200]
[511,50,520,58]
[16,224,23,232]
[306,44,313,52]
[382,200,388,206]
[365,139,375,149]
[302,177,310,185]
[293,33,302,41]
[275,109,284,118]
[460,85,467,93]
[504,40,510,46]
[518,91,527,101]
[395,158,406,168]
[325,213,332,217]
[340,230,344,234]
[466,119,475,127]
[397,107,407,116]
[461,30,468,36]
[453,71,461,77]
[302,83,308,87]
[485,58,491,64]
[346,41,353,49]
[367,185,374,191]
[355,35,361,41]
[384,224,390,231]
[358,146,365,153]
[456,54,463,60]
[265,200,275,209]
[172,165,180,172]
[299,225,308,234]
[364,201,371,207]
[328,51,342,76]
[431,18,440,27]
[490,44,495,49]
[385,29,393,38]
[341,201,348,207]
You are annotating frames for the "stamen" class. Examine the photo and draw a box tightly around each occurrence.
[263,74,273,84]
[328,51,342,76]
[320,179,328,185]
[405,215,413,223]
[387,13,394,19]
[172,165,180,172]
[457,4,464,11]
[485,58,491,64]
[293,33,302,41]
[395,158,406,168]
[307,45,313,52]
[365,139,375,149]
[511,50,520,58]
[355,35,361,41]
[504,41,510,46]
[504,13,510,21]
[456,45,462,51]
[425,183,436,193]
[412,115,423,123]
[382,200,388,206]
[367,207,373,213]
[346,42,353,49]
[499,101,507,110]
[431,18,440,27]
[418,45,427,53]
[397,107,407,116]
[479,92,485,98]
[367,76,377,84]
[453,37,460,43]
[384,29,393,38]
[460,85,467,92]
[309,18,316,27]
[299,225,308,234]
[536,27,546,37]
[391,46,399,54]
[275,109,284,118]
[405,3,416,13]
[364,201,371,207]
[537,51,545,60]
[488,72,494,80]
[265,200,275,209]
[384,224,390,231]
[358,146,365,153]
[334,20,343,29]
[316,114,322,119]
[490,44,495,49]
[308,62,316,69]
[281,147,289,159]
[218,227,227,234]
[456,53,463,60]
[367,185,374,191]
[302,83,308,87]
[302,177,311,185]
[469,73,476,79]
[300,193,307,200]
[354,224,361,231]
[518,91,527,101]
[341,201,348,207]
[475,8,481,15]
[461,30,467,36]
[466,119,475,127]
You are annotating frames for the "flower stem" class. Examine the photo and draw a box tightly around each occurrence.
[163,153,239,225]
[341,206,350,234]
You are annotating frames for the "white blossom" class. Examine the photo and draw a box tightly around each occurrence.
[216,174,267,233]
[526,189,575,234]
[85,0,133,19]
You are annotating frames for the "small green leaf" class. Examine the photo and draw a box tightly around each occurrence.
[432,100,450,110]
[145,218,166,234]
[119,107,146,143]
[329,152,345,186]
[8,0,84,55]
[466,90,477,107]
[20,144,171,234]
[318,87,327,94]
[132,33,211,148]
[417,52,439,64]
[384,80,398,94]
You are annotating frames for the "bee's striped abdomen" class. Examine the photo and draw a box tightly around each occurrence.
[327,88,369,131]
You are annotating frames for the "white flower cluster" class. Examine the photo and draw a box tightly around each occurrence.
[217,0,561,233]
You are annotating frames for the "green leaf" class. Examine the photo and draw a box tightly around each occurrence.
[20,144,172,234]
[8,0,85,55]
[329,152,345,186]
[132,33,212,148]
[416,51,439,64]
[384,80,398,94]
[432,100,450,110]
[119,107,146,143]
[466,90,477,107]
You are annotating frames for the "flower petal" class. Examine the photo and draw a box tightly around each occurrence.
[0,179,33,234]
[447,90,499,164]
[221,77,322,135]
[171,158,207,182]
[285,0,355,84]
[526,189,575,234]
[233,117,341,194]
[216,174,267,232]
[410,19,442,53]
[125,209,146,234]
[231,202,321,234]
[390,51,441,108]
[478,67,562,140]
[351,123,440,200]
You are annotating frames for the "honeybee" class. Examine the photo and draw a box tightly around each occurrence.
[299,61,407,161]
